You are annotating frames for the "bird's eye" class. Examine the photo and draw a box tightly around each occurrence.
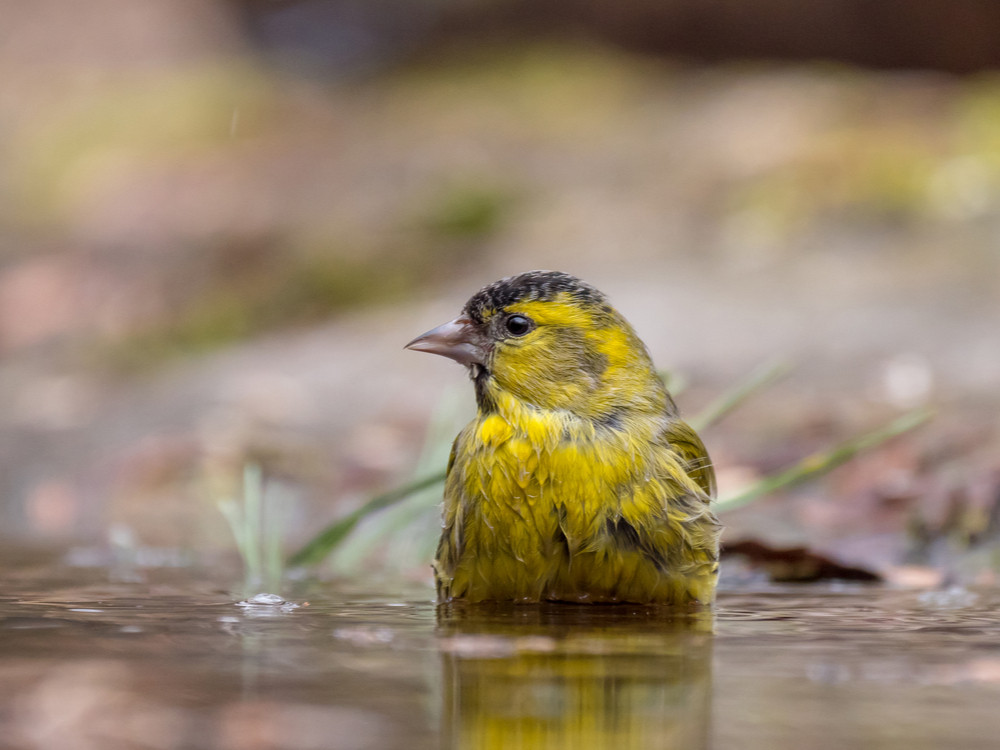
[504,314,533,337]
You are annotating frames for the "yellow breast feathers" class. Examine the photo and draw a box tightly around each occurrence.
[435,397,719,604]
[406,270,721,606]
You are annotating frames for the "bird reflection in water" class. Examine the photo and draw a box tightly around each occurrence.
[437,603,713,750]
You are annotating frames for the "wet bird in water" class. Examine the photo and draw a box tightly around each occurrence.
[406,271,720,605]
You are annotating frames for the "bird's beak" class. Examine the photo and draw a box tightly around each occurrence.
[405,316,486,366]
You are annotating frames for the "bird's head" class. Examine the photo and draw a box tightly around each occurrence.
[406,271,670,421]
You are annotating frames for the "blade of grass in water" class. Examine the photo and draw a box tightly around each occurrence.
[327,391,467,572]
[288,472,446,569]
[217,463,276,592]
[242,464,263,587]
[262,478,287,591]
[217,498,250,577]
[715,407,932,513]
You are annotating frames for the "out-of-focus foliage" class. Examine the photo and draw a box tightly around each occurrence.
[730,73,1000,230]
[1,4,998,593]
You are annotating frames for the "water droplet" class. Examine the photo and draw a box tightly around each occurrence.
[248,593,285,605]
[236,593,301,615]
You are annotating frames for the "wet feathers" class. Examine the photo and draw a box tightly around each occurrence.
[406,271,720,605]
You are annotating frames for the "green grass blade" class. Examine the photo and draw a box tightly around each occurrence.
[327,391,466,571]
[242,463,263,588]
[288,472,446,568]
[689,360,791,432]
[658,370,688,396]
[217,497,248,564]
[263,481,287,592]
[715,407,932,513]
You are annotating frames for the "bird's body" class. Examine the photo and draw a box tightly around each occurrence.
[407,272,720,605]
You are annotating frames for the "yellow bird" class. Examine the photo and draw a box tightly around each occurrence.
[406,271,720,605]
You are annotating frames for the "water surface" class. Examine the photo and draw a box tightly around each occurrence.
[1,551,998,749]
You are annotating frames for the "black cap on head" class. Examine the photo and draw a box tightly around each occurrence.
[463,271,606,323]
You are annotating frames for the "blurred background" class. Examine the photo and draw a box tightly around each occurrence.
[2,0,999,586]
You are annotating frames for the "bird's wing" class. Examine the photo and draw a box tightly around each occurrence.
[434,431,469,593]
[662,418,716,499]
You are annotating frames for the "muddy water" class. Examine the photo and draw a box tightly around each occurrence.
[1,553,999,749]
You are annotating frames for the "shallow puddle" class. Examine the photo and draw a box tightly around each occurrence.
[1,551,999,749]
